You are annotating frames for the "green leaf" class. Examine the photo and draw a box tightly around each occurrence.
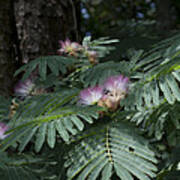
[47,121,56,148]
[0,152,49,180]
[14,56,76,81]
[18,126,38,152]
[65,122,157,180]
[56,119,69,142]
[101,163,113,180]
[159,77,175,104]
[47,58,59,76]
[3,97,100,151]
[166,74,180,101]
[35,123,47,152]
[114,163,133,180]
[80,61,130,87]
[150,81,160,106]
[39,58,47,80]
[0,126,33,151]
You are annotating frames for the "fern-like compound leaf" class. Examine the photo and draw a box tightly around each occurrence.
[14,55,76,80]
[0,89,102,152]
[64,122,157,180]
[80,61,130,87]
[0,151,58,180]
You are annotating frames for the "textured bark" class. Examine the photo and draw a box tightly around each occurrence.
[14,0,80,63]
[0,0,19,96]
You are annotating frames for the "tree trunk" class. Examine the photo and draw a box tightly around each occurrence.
[14,0,81,63]
[0,0,19,96]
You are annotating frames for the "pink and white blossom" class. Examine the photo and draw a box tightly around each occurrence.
[102,75,129,110]
[0,122,9,140]
[14,78,35,97]
[79,86,103,105]
[104,75,129,95]
[58,39,81,55]
[78,74,129,111]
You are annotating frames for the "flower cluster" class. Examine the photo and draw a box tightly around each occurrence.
[14,78,35,97]
[14,77,47,98]
[78,75,129,111]
[0,122,9,140]
[58,39,82,56]
[79,86,103,105]
[57,39,98,64]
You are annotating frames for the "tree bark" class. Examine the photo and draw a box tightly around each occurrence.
[14,0,81,63]
[0,0,19,96]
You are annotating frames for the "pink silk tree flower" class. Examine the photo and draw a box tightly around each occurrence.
[104,75,129,95]
[14,78,35,97]
[79,86,104,105]
[0,122,9,140]
[102,75,129,110]
[58,39,81,56]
